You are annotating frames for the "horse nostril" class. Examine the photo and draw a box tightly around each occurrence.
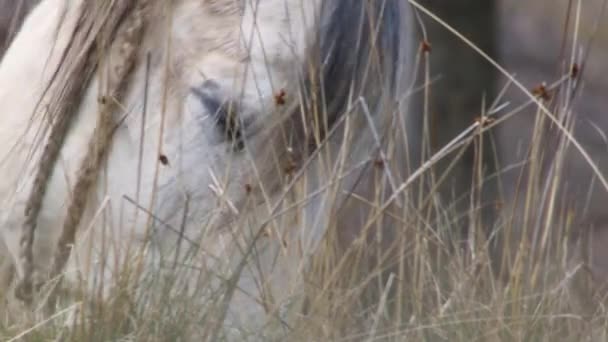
[191,81,245,152]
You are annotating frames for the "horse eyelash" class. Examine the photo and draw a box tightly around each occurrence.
[190,87,245,151]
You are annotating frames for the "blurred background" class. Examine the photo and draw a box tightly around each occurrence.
[415,0,608,278]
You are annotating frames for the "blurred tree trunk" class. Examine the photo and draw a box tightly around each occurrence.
[412,1,499,243]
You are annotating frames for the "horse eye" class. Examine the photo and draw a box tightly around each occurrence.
[191,84,245,152]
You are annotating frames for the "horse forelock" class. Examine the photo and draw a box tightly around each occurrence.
[17,0,153,302]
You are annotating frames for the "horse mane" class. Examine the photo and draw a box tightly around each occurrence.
[246,0,412,263]
[300,1,410,204]
[0,0,38,57]
[273,0,410,181]
[319,0,407,126]
[17,0,152,302]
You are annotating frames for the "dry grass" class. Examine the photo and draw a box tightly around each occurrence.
[1,0,608,341]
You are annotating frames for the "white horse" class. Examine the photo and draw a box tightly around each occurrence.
[0,0,413,338]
